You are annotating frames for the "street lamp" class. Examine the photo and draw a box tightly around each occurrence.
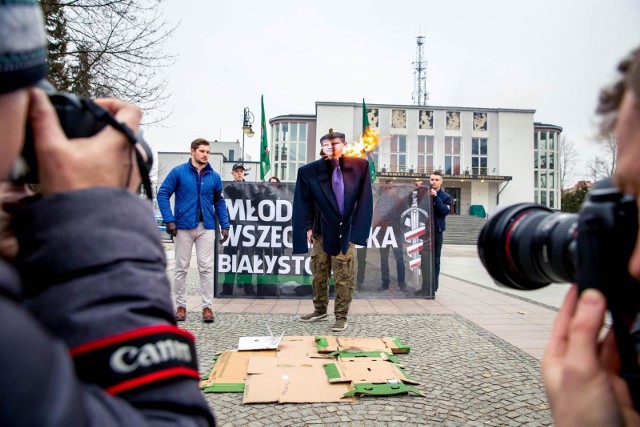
[241,107,255,162]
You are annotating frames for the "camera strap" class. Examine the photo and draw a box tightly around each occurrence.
[82,99,154,200]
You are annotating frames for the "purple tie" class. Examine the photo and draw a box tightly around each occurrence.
[332,159,344,215]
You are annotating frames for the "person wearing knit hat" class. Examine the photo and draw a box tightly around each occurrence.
[0,2,215,425]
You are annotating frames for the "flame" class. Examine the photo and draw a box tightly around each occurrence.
[344,127,380,158]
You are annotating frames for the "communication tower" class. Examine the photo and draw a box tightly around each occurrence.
[412,35,429,106]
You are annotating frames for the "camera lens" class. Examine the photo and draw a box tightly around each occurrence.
[477,203,577,290]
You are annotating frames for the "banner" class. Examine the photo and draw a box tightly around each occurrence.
[215,181,435,298]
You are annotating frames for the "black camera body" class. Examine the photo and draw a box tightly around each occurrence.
[11,80,153,198]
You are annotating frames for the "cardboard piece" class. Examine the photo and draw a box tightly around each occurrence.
[315,336,410,354]
[324,359,425,397]
[277,335,332,359]
[243,357,356,404]
[202,335,418,402]
[325,360,420,385]
[200,349,276,392]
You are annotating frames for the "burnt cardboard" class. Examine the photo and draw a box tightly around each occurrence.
[243,356,356,404]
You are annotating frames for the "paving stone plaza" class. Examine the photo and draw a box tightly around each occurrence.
[169,245,564,426]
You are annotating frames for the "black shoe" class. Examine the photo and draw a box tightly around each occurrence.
[377,286,389,292]
[398,282,407,291]
[414,290,430,297]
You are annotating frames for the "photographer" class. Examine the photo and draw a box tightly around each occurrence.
[0,2,214,426]
[542,46,640,426]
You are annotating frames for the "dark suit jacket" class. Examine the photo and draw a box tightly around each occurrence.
[292,156,373,256]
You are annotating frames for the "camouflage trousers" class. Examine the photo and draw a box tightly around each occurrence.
[310,236,355,320]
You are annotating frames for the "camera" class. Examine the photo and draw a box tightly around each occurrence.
[477,177,638,295]
[10,80,153,198]
[478,178,640,409]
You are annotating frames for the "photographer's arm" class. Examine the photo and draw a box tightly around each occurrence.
[13,91,214,426]
[542,285,640,426]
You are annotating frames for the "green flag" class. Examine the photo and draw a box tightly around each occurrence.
[362,98,370,130]
[260,95,271,181]
[363,98,376,183]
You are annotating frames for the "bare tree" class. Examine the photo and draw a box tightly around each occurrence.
[40,0,177,120]
[586,133,617,181]
[558,136,579,190]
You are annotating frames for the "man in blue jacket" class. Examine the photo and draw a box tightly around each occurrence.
[157,139,230,322]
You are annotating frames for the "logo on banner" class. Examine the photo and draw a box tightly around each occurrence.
[402,190,429,270]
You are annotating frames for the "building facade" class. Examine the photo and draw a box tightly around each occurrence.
[268,102,561,217]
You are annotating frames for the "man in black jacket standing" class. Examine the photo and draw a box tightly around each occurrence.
[292,131,373,332]
[415,170,451,297]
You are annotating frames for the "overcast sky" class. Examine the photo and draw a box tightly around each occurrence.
[143,0,640,183]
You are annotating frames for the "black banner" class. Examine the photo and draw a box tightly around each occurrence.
[215,181,435,298]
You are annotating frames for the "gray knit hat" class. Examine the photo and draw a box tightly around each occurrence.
[0,0,48,94]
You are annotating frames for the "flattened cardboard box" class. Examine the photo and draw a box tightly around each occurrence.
[243,356,356,404]
[200,349,276,392]
[324,359,425,398]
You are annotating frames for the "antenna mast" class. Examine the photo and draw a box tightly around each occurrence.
[412,35,429,106]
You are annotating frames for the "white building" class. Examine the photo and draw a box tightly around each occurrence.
[269,102,562,217]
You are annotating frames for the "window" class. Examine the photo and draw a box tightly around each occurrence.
[299,123,307,141]
[444,137,461,174]
[289,144,297,162]
[534,128,561,209]
[288,162,296,181]
[290,123,298,141]
[390,134,407,172]
[471,138,488,175]
[417,135,434,174]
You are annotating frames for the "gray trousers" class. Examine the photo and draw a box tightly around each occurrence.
[173,223,215,308]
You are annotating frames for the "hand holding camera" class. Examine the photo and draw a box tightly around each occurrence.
[27,88,143,195]
[11,80,153,199]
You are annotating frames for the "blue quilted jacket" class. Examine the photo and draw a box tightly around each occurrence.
[157,161,230,230]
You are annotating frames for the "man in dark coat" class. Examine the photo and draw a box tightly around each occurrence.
[292,131,373,332]
[415,170,451,296]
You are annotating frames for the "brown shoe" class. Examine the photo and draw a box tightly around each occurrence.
[202,307,215,323]
[175,306,186,322]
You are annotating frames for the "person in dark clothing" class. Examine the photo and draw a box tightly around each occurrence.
[222,162,258,296]
[0,3,215,425]
[415,171,451,297]
[375,181,407,292]
[293,130,373,332]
